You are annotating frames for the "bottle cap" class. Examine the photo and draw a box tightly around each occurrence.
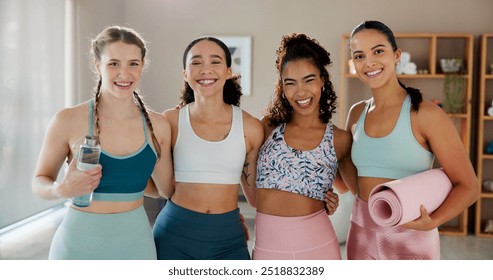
[84,135,99,146]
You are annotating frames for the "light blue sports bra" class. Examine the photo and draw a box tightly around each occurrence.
[256,122,338,201]
[173,103,246,184]
[351,95,435,179]
[87,99,157,201]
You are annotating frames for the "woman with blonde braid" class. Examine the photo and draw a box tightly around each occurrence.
[32,26,173,259]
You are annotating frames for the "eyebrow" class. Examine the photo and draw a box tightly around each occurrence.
[107,58,141,63]
[283,74,317,83]
[352,44,387,55]
[189,54,224,61]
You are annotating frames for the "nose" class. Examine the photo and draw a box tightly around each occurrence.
[366,59,376,68]
[118,65,129,78]
[200,64,213,74]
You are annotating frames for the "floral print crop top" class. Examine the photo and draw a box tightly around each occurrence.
[256,122,338,201]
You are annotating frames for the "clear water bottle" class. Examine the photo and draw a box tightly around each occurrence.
[72,135,101,207]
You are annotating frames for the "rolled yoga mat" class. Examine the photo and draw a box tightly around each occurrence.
[368,168,452,227]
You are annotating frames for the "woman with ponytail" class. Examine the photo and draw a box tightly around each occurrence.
[32,26,173,259]
[341,20,478,259]
[152,37,264,260]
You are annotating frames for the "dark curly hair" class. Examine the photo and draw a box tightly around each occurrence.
[264,33,337,127]
[179,37,242,106]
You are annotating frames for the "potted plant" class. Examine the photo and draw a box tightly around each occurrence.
[443,73,464,114]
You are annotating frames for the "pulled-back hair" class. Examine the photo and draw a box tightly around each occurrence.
[264,33,337,127]
[350,20,423,112]
[179,37,242,106]
[90,26,161,158]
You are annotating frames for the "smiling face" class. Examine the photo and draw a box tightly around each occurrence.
[349,28,401,90]
[183,39,232,99]
[96,41,144,99]
[281,58,324,117]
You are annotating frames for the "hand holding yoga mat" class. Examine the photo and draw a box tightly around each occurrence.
[368,168,453,227]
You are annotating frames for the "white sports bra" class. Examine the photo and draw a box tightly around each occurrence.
[173,103,246,184]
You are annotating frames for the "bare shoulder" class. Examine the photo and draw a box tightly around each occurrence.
[241,110,264,146]
[146,109,171,139]
[345,99,369,131]
[259,116,276,141]
[414,99,450,126]
[332,123,352,142]
[348,99,368,117]
[242,110,262,131]
[51,101,89,132]
[162,107,179,120]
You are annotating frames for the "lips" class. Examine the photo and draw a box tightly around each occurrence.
[296,97,312,108]
[114,81,132,88]
[366,69,382,78]
[197,79,216,85]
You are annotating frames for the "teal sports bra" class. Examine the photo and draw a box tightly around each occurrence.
[351,95,435,179]
[87,99,157,201]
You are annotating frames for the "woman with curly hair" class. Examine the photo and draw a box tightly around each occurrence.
[253,33,357,260]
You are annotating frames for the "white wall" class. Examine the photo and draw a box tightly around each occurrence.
[73,0,493,127]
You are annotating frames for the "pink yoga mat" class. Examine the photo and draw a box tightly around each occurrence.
[368,168,452,227]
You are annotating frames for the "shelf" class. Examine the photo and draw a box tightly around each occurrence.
[475,33,493,239]
[476,232,493,238]
[446,113,469,119]
[481,192,493,198]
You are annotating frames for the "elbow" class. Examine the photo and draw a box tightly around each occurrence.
[247,198,256,209]
[465,176,481,206]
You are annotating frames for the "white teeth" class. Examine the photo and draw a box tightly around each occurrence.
[198,79,215,85]
[297,98,311,105]
[367,69,382,76]
[115,82,131,87]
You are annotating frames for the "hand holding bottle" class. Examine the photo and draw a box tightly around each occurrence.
[71,135,102,207]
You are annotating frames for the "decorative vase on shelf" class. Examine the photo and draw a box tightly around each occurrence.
[443,74,464,114]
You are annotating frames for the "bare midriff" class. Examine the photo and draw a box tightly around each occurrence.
[256,189,325,217]
[71,198,144,214]
[171,183,240,214]
[357,176,395,201]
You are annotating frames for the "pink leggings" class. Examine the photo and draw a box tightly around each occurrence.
[253,210,341,260]
[346,197,440,260]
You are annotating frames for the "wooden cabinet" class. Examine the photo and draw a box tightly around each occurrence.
[339,33,474,236]
[475,34,493,238]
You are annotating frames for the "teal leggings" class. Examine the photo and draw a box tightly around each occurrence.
[153,200,250,260]
[49,205,156,260]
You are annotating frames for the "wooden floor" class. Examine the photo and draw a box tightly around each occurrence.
[1,202,492,260]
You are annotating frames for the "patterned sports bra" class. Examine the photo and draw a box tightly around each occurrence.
[256,122,338,201]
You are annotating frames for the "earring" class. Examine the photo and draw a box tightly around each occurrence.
[321,86,325,92]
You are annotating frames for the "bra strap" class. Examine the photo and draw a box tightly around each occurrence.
[89,99,95,135]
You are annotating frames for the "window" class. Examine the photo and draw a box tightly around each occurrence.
[0,0,66,230]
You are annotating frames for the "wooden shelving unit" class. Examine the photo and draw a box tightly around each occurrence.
[475,33,493,239]
[339,33,474,236]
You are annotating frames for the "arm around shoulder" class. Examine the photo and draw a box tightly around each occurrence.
[148,111,175,199]
[240,112,264,208]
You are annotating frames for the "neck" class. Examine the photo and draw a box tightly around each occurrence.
[370,79,407,108]
[97,93,140,119]
[189,100,229,122]
[290,112,323,129]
